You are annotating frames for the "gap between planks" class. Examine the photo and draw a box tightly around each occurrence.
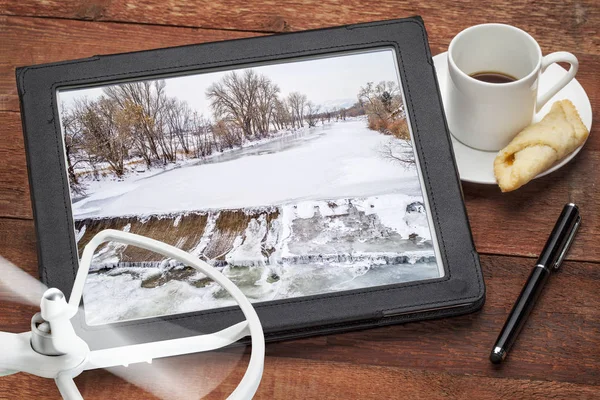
[0,12,282,35]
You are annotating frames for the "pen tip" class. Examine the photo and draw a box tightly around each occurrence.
[489,348,506,364]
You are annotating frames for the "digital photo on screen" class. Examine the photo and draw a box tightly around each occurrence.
[57,48,443,325]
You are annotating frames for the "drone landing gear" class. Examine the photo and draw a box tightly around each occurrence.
[55,373,84,400]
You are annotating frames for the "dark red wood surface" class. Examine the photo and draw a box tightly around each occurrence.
[0,1,598,398]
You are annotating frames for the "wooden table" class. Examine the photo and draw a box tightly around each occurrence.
[1,1,598,398]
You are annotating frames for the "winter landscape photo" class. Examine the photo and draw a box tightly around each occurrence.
[58,49,441,325]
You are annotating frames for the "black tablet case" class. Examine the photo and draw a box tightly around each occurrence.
[17,17,485,347]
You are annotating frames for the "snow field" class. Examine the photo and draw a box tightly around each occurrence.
[73,119,421,218]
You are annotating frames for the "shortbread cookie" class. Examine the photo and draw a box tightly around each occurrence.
[494,100,589,192]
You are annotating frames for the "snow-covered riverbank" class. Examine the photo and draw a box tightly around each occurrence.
[73,119,420,218]
[76,119,440,325]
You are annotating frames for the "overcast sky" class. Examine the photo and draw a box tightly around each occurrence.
[58,48,401,117]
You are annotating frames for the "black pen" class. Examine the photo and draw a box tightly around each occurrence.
[490,203,581,364]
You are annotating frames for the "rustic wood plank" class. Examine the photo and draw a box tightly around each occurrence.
[1,354,599,399]
[0,112,31,218]
[1,218,598,388]
[3,0,599,57]
[463,147,600,262]
[2,15,599,114]
[1,5,599,397]
[0,16,262,112]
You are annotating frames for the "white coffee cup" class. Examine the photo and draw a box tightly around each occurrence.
[446,23,578,151]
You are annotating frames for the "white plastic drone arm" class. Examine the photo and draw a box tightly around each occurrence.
[74,229,265,400]
[87,321,249,369]
[39,289,81,355]
[55,373,83,400]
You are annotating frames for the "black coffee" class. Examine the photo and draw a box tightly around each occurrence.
[469,71,517,84]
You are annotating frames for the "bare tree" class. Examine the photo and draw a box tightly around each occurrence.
[212,119,243,149]
[379,140,415,166]
[272,98,292,130]
[253,75,280,137]
[358,81,404,134]
[156,115,178,163]
[164,99,192,154]
[189,113,214,157]
[60,103,86,195]
[104,81,172,164]
[305,101,321,127]
[115,100,154,166]
[358,81,401,117]
[76,97,129,177]
[207,70,283,140]
[207,70,256,139]
[287,92,307,128]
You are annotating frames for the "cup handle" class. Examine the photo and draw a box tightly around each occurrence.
[536,51,578,112]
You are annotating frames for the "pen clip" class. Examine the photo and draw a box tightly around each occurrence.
[553,215,581,270]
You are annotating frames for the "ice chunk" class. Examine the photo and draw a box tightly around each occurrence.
[173,215,182,227]
[225,215,268,267]
[191,211,219,257]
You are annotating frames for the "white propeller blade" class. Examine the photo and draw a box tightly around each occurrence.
[1,229,264,399]
[85,322,249,400]
[74,230,265,399]
[86,321,249,370]
[101,350,245,400]
[0,255,47,306]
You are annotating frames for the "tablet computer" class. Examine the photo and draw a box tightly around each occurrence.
[17,17,484,347]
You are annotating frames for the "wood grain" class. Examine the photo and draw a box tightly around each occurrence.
[464,149,600,262]
[0,111,30,218]
[1,355,599,400]
[0,16,261,113]
[2,14,599,115]
[1,2,599,398]
[3,0,599,55]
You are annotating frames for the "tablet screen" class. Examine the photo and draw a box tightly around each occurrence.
[57,48,444,325]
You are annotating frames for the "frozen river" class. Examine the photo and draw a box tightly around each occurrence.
[78,119,442,325]
[73,119,421,218]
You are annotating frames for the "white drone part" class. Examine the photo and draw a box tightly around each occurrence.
[39,288,84,355]
[0,255,47,306]
[0,229,265,400]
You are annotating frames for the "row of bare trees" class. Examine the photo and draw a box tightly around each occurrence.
[357,80,414,166]
[206,70,327,137]
[358,80,408,140]
[62,69,341,195]
[62,80,218,195]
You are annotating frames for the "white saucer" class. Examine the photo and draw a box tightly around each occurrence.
[433,52,593,184]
